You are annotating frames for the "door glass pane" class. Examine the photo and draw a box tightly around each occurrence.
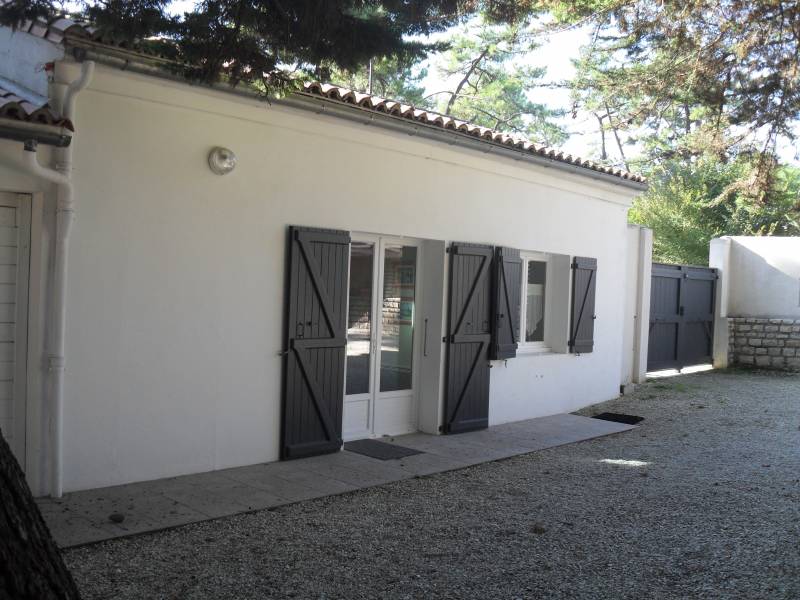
[380,245,417,392]
[346,242,374,395]
[526,260,547,342]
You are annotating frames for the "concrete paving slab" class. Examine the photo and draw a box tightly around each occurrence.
[257,462,360,495]
[39,512,114,548]
[390,452,474,476]
[298,458,408,488]
[218,464,323,499]
[37,413,634,548]
[161,482,284,518]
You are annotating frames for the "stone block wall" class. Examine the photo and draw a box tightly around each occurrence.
[728,318,800,370]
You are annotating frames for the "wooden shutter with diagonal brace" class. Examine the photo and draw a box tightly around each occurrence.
[490,247,522,360]
[281,226,350,459]
[443,243,493,433]
[569,256,597,354]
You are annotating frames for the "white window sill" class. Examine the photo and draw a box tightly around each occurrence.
[516,344,553,356]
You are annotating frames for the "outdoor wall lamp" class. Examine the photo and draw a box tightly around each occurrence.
[208,146,237,175]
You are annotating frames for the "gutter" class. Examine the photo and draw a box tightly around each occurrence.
[0,120,72,147]
[19,60,95,498]
[66,44,647,193]
[0,75,72,147]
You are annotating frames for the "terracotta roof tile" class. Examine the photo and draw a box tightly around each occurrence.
[301,82,646,184]
[0,86,73,131]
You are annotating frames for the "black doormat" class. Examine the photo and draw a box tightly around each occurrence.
[592,412,644,425]
[344,439,423,460]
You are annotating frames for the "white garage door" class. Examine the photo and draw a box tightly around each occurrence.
[0,192,31,465]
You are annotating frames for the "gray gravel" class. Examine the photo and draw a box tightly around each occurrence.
[64,369,800,599]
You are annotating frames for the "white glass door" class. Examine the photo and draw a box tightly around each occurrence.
[343,235,419,440]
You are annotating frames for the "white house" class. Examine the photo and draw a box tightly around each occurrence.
[0,16,650,497]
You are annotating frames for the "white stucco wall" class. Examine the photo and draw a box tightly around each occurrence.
[0,60,641,493]
[711,236,800,319]
[619,225,652,387]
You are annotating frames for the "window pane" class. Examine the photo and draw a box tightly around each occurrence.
[380,245,417,392]
[526,261,546,342]
[346,242,374,395]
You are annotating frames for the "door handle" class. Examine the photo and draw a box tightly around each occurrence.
[423,318,429,357]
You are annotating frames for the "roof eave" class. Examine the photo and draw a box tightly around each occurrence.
[283,93,649,193]
[55,42,648,191]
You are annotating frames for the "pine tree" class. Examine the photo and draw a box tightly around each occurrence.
[550,0,800,263]
[0,0,467,94]
[428,17,566,144]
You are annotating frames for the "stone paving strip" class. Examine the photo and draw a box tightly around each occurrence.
[38,413,633,547]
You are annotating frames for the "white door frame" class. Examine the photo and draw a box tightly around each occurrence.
[344,232,423,440]
[0,192,32,466]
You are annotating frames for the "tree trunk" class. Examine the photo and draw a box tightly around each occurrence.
[595,113,607,160]
[0,430,81,599]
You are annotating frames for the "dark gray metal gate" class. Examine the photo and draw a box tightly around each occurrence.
[647,263,717,371]
[443,243,493,434]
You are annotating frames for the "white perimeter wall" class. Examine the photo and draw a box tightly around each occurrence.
[0,61,640,492]
[711,236,800,319]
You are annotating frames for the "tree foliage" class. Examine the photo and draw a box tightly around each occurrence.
[631,158,800,265]
[561,2,798,160]
[427,18,566,144]
[547,0,800,263]
[324,15,568,145]
[0,0,467,93]
[326,56,432,106]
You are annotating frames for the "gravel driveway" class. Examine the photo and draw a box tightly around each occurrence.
[64,369,800,599]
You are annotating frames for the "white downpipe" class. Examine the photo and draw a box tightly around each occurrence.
[20,61,94,498]
[21,148,69,186]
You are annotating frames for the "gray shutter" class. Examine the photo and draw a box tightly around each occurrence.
[444,243,493,433]
[281,226,350,459]
[490,247,522,360]
[569,256,597,354]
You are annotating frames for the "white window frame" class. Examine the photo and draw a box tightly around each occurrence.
[518,251,552,354]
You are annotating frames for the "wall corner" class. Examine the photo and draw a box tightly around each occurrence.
[709,237,732,368]
[632,227,653,383]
